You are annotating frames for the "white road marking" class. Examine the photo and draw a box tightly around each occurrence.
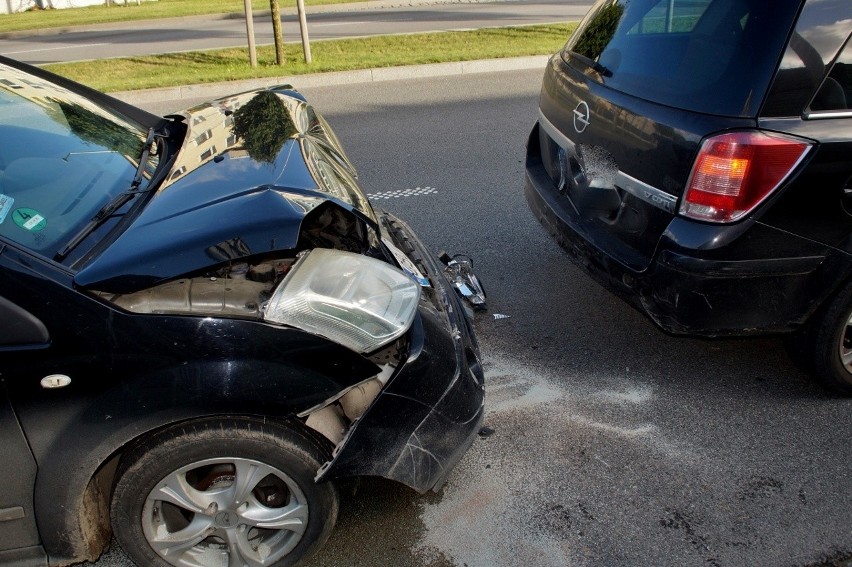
[313,19,412,27]
[4,43,109,55]
[367,186,438,200]
[312,21,373,27]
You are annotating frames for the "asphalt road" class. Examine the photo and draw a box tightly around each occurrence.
[1,0,591,65]
[85,68,852,567]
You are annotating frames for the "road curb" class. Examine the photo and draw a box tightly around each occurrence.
[112,54,549,104]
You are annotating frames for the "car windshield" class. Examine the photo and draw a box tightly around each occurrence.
[562,0,802,117]
[0,63,157,259]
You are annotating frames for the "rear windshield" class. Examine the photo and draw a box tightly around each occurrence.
[562,0,802,117]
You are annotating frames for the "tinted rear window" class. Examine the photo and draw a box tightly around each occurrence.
[562,0,802,117]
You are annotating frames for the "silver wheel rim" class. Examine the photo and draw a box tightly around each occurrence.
[141,457,309,567]
[840,311,852,373]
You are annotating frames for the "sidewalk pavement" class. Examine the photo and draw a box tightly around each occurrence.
[112,54,550,105]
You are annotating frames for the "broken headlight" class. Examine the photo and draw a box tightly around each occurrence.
[263,248,421,353]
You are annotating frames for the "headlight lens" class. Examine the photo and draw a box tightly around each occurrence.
[264,248,421,353]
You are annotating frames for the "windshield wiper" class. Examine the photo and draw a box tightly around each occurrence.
[131,127,158,190]
[54,128,158,262]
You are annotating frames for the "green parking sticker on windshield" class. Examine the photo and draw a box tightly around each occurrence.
[12,208,47,232]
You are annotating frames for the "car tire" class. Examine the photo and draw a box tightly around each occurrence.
[796,281,852,396]
[110,417,339,567]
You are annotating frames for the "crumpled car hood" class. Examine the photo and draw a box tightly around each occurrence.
[75,87,376,293]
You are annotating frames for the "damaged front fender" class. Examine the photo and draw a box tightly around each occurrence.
[318,306,485,493]
[316,215,485,493]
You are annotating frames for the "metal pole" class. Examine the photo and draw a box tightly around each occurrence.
[243,0,257,68]
[296,0,312,64]
[666,0,674,32]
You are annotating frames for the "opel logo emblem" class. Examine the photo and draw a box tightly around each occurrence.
[573,101,590,134]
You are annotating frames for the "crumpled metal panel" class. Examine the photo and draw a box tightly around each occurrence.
[76,88,375,294]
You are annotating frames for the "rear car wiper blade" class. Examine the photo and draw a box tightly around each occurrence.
[571,51,613,78]
[54,128,158,261]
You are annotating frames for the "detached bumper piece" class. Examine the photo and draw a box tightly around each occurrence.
[316,213,485,493]
[440,252,487,312]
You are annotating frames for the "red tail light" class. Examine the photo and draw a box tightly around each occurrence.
[679,131,812,223]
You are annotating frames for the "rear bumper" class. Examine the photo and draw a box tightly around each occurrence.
[316,213,484,493]
[524,122,841,337]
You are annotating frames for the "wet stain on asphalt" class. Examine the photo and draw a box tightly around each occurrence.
[308,477,458,567]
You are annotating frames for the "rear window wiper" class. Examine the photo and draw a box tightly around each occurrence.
[569,51,613,78]
[54,128,158,262]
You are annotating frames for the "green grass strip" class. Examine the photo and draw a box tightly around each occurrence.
[43,24,576,93]
[0,0,363,33]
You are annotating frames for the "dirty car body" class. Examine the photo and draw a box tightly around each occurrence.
[0,56,484,567]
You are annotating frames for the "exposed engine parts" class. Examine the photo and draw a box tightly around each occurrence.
[95,259,295,317]
[301,341,402,445]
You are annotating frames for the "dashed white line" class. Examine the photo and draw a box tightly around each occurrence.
[367,186,438,200]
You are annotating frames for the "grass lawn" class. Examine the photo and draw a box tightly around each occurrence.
[43,23,576,92]
[0,0,365,33]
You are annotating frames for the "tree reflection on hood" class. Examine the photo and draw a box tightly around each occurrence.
[232,91,298,163]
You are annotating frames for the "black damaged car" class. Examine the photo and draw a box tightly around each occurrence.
[524,0,852,394]
[0,57,485,567]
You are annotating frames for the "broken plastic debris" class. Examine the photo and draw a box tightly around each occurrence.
[478,426,495,438]
[493,313,511,320]
[439,252,487,311]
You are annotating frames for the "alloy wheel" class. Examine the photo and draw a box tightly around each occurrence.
[141,457,309,567]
